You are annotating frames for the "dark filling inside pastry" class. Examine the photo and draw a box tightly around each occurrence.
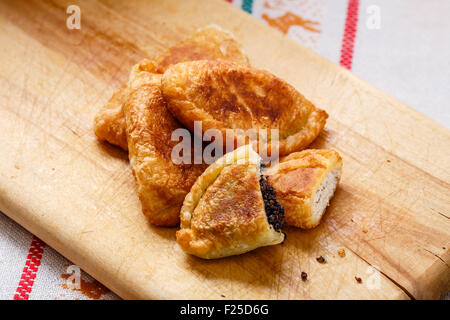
[259,163,284,231]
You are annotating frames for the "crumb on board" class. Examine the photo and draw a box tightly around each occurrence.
[14,164,20,169]
[221,294,226,297]
[355,276,362,284]
[386,159,391,163]
[362,228,368,233]
[316,256,326,264]
[338,249,346,258]
[301,272,308,281]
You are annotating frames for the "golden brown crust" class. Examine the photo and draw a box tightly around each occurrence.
[161,60,328,157]
[124,61,206,226]
[155,24,249,73]
[265,149,342,229]
[177,145,284,259]
[93,25,249,150]
[93,86,129,151]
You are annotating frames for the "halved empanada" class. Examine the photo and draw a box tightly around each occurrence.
[177,145,285,259]
[124,60,206,226]
[264,149,342,229]
[161,60,328,157]
[94,25,249,150]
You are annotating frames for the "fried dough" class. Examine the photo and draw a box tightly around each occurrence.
[93,85,129,151]
[94,25,249,150]
[154,24,249,73]
[264,149,342,229]
[161,60,328,157]
[177,145,285,259]
[124,60,206,226]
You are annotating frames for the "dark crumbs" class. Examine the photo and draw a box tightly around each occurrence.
[316,256,326,263]
[301,272,308,281]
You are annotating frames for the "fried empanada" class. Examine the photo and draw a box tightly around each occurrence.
[93,85,129,151]
[94,25,249,150]
[177,145,285,259]
[264,149,342,229]
[154,24,249,73]
[161,60,328,157]
[124,60,206,226]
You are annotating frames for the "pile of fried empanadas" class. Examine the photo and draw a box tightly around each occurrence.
[94,25,342,259]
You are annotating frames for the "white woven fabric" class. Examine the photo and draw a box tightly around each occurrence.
[1,0,448,300]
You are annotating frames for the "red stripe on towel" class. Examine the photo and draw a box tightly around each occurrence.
[340,0,360,69]
[13,236,45,300]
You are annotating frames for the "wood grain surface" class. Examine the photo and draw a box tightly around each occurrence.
[0,0,449,299]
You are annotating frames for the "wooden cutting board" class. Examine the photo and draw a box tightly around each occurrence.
[0,0,448,300]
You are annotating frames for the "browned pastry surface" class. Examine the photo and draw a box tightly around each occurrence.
[265,149,342,228]
[161,60,328,157]
[177,145,284,259]
[124,60,206,226]
[93,85,129,150]
[155,24,249,73]
[93,25,249,150]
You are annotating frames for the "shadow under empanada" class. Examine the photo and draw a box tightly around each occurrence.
[183,243,285,289]
[94,139,128,163]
